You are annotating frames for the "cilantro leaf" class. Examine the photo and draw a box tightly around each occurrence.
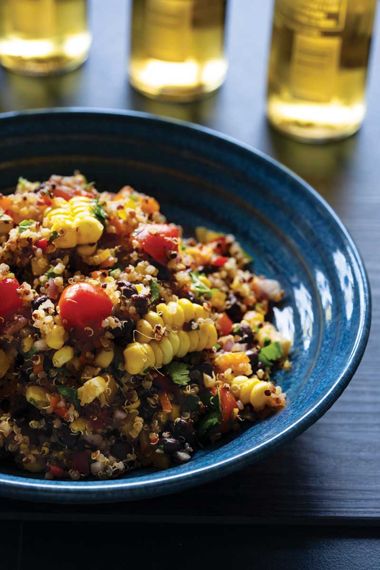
[197,410,221,438]
[92,200,107,225]
[150,279,160,302]
[259,341,283,367]
[165,361,191,386]
[57,385,80,408]
[18,219,35,233]
[189,272,212,299]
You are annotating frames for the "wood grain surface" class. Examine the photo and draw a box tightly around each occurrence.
[0,0,378,523]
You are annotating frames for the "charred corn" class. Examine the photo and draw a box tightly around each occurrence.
[43,196,104,248]
[124,320,217,374]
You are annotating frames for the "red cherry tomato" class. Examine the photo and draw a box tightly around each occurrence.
[48,464,64,478]
[217,313,233,336]
[135,224,180,265]
[58,282,113,330]
[0,278,22,320]
[219,386,238,424]
[36,238,49,250]
[52,186,94,201]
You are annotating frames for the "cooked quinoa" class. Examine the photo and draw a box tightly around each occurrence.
[0,174,291,479]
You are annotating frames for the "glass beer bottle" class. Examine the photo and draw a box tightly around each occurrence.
[0,0,91,75]
[267,0,377,142]
[129,0,228,102]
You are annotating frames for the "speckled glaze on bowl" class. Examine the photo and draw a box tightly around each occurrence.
[0,109,371,503]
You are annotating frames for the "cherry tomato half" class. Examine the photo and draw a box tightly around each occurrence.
[58,282,113,330]
[0,278,22,320]
[135,224,180,265]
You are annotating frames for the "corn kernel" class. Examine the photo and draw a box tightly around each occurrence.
[94,348,114,368]
[70,418,89,434]
[25,386,50,409]
[46,324,66,349]
[21,336,33,354]
[77,376,107,406]
[52,345,74,368]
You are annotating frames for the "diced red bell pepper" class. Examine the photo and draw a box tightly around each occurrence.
[135,224,180,265]
[159,391,173,413]
[219,385,238,425]
[212,256,229,267]
[36,238,49,250]
[0,278,22,320]
[217,313,233,336]
[49,464,64,478]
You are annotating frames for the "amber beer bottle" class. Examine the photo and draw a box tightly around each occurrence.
[129,0,228,102]
[267,0,377,142]
[0,0,91,75]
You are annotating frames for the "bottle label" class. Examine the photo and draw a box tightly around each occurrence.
[145,0,193,61]
[144,0,226,61]
[290,34,342,102]
[278,0,347,32]
[277,0,347,102]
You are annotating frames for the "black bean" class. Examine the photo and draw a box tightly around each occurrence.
[117,281,137,298]
[225,293,243,322]
[157,266,171,281]
[131,294,149,316]
[173,418,195,443]
[111,441,131,460]
[56,424,80,450]
[0,398,10,413]
[189,369,202,382]
[201,265,219,275]
[198,362,214,376]
[246,349,259,370]
[32,295,49,310]
[161,437,181,454]
[112,319,135,344]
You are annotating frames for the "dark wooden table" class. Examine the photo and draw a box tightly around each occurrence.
[0,1,379,567]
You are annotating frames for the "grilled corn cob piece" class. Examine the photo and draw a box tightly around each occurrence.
[43,196,104,248]
[230,375,285,411]
[124,320,217,374]
[136,299,208,343]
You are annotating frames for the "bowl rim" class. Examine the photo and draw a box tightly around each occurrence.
[0,107,372,502]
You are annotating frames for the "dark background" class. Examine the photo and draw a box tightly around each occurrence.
[0,1,379,568]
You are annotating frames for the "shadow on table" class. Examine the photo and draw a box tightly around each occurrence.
[259,119,359,207]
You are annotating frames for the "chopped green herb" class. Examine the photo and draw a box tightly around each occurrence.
[259,341,283,367]
[189,272,212,299]
[46,268,57,279]
[57,385,80,408]
[92,199,107,225]
[213,343,221,351]
[18,219,35,233]
[197,410,221,438]
[165,361,191,386]
[49,230,59,242]
[150,279,160,302]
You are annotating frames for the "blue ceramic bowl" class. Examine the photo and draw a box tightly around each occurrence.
[0,109,371,503]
